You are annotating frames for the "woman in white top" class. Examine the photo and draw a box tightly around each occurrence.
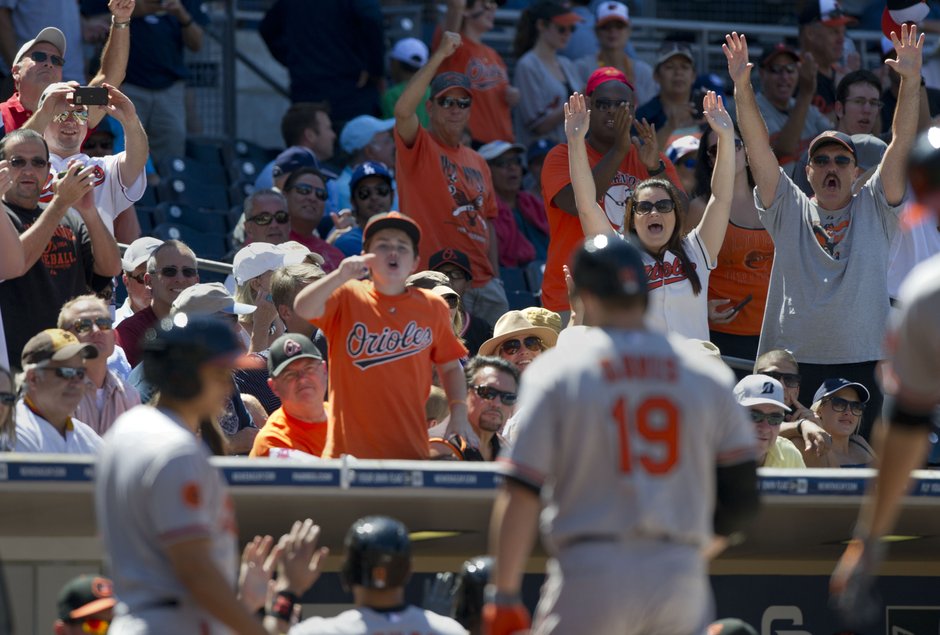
[565,90,735,340]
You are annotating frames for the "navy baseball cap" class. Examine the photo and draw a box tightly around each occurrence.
[272,147,319,178]
[429,248,473,280]
[429,72,472,99]
[571,234,647,299]
[527,138,557,163]
[812,378,871,404]
[350,161,393,192]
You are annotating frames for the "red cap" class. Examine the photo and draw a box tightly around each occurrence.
[585,66,634,95]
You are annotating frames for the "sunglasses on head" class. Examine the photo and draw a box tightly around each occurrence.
[633,198,675,215]
[761,371,801,388]
[810,154,853,167]
[70,317,113,334]
[42,366,87,381]
[436,96,472,109]
[355,184,392,200]
[290,183,328,200]
[500,336,543,356]
[9,156,48,169]
[247,210,290,225]
[707,138,744,158]
[52,109,89,124]
[472,384,518,406]
[28,50,65,67]
[749,409,785,426]
[156,266,198,278]
[0,392,15,406]
[826,396,866,416]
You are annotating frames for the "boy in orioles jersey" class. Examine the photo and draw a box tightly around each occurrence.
[294,211,477,460]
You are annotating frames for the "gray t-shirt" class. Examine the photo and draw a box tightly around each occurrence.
[512,50,583,147]
[755,168,902,364]
[574,55,658,108]
[755,92,830,180]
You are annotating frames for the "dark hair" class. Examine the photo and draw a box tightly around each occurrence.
[626,178,702,295]
[0,128,48,161]
[464,355,520,388]
[283,167,326,192]
[691,121,754,200]
[836,69,881,105]
[513,7,541,58]
[280,102,330,147]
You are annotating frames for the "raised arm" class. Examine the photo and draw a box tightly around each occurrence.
[769,52,818,160]
[293,253,375,320]
[443,0,465,34]
[881,24,925,205]
[723,32,780,207]
[104,83,149,187]
[0,163,24,278]
[564,93,617,237]
[696,91,735,258]
[394,31,462,146]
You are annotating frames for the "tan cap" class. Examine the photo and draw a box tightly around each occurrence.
[171,282,257,317]
[13,27,66,66]
[22,329,98,367]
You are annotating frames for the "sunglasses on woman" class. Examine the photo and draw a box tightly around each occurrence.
[825,396,866,416]
[70,317,113,334]
[633,199,675,215]
[471,384,518,406]
[500,336,543,356]
[290,183,328,200]
[749,410,785,426]
[247,210,290,225]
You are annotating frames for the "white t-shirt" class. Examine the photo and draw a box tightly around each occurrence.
[887,205,940,301]
[13,399,101,454]
[289,606,467,635]
[45,152,147,235]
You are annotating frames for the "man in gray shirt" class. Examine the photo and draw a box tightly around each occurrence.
[723,26,923,439]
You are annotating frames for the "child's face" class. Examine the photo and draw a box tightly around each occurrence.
[367,228,418,284]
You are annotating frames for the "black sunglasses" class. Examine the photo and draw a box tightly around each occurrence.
[500,336,543,356]
[9,156,48,169]
[471,384,518,406]
[762,371,801,388]
[156,266,198,278]
[83,139,114,152]
[42,366,87,381]
[811,154,853,167]
[70,317,113,334]
[749,410,785,426]
[126,271,146,284]
[290,183,328,200]
[28,50,65,67]
[707,138,744,158]
[355,184,391,200]
[634,199,675,215]
[247,210,290,226]
[437,96,472,109]
[825,396,866,416]
[0,392,15,406]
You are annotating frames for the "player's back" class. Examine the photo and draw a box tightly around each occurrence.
[511,327,754,551]
[288,605,468,635]
[890,253,940,402]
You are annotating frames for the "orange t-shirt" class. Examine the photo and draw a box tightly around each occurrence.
[249,405,329,458]
[707,222,774,337]
[433,29,514,144]
[312,280,468,460]
[395,125,498,286]
[540,143,682,311]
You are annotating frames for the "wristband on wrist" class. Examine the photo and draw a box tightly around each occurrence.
[449,399,466,408]
[796,419,804,437]
[267,590,299,621]
[647,160,666,176]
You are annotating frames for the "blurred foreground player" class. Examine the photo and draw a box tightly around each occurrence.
[485,236,760,635]
[831,128,940,625]
[95,314,268,635]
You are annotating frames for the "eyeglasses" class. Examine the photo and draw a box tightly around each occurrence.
[552,23,576,34]
[825,396,866,416]
[290,183,328,200]
[761,371,801,388]
[277,361,323,382]
[810,154,853,167]
[490,156,524,169]
[844,97,883,109]
[41,366,87,381]
[126,271,146,284]
[593,99,632,112]
[749,409,785,426]
[247,210,290,225]
[499,336,543,356]
[156,266,198,278]
[75,617,109,635]
[471,384,518,406]
[70,317,113,334]
[707,138,744,158]
[355,184,392,200]
[0,392,15,406]
[28,50,65,67]
[8,156,48,169]
[83,139,114,152]
[52,110,89,124]
[436,96,472,109]
[440,268,468,281]
[633,198,675,215]
[766,63,797,75]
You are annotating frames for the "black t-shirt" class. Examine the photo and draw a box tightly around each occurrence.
[0,202,110,367]
[812,71,838,117]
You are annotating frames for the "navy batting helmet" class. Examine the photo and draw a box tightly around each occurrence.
[454,555,492,627]
[571,234,647,299]
[908,126,940,202]
[340,516,411,590]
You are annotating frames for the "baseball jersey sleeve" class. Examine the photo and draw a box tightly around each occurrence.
[147,450,217,546]
[105,153,146,210]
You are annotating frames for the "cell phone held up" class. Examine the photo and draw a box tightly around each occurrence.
[72,86,109,107]
[729,293,753,316]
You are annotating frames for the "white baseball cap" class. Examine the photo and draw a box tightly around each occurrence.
[13,27,66,66]
[666,135,701,163]
[734,374,792,412]
[122,237,164,272]
[232,242,310,286]
[390,37,429,69]
[596,1,630,26]
[478,140,526,162]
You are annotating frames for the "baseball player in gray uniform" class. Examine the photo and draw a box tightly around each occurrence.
[831,128,940,625]
[95,314,268,635]
[484,236,760,635]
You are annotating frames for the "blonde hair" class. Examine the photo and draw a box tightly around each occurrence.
[235,281,259,327]
[0,366,15,451]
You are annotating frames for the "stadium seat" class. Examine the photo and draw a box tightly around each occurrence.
[230,138,275,180]
[152,202,229,234]
[506,290,539,311]
[185,136,232,166]
[137,185,158,208]
[135,205,156,235]
[157,178,230,211]
[157,156,229,187]
[151,223,230,261]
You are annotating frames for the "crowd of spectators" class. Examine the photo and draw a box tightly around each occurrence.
[0,0,937,477]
